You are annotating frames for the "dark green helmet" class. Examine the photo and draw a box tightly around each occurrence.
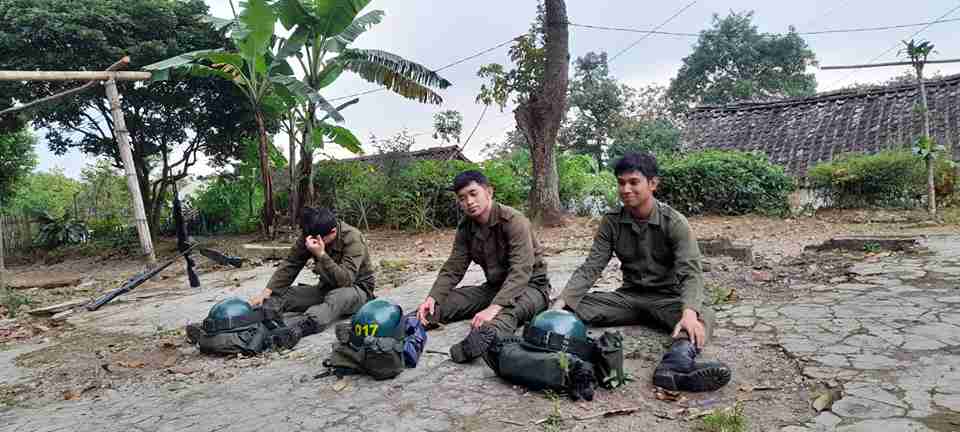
[522,310,592,357]
[203,297,257,332]
[350,299,403,341]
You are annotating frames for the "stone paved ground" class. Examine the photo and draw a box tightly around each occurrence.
[1,236,958,431]
[720,235,960,432]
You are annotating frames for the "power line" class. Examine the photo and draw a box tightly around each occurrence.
[800,17,960,35]
[568,17,960,38]
[568,22,697,37]
[609,1,698,63]
[826,3,960,88]
[327,36,522,102]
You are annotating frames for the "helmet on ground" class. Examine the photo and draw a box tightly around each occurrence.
[203,297,257,332]
[522,310,591,356]
[350,299,403,342]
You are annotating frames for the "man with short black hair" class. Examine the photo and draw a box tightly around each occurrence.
[554,152,731,392]
[416,170,550,364]
[251,207,375,339]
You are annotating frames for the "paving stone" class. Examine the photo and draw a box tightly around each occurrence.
[813,354,851,368]
[937,296,960,304]
[831,395,906,419]
[845,382,907,408]
[901,335,947,351]
[780,426,812,432]
[731,317,756,328]
[907,323,960,345]
[903,389,935,418]
[802,366,859,380]
[844,335,895,350]
[813,411,843,429]
[753,323,775,333]
[849,353,900,370]
[821,344,859,354]
[932,393,960,411]
[835,419,933,432]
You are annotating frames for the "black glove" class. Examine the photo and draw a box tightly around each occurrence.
[568,358,596,402]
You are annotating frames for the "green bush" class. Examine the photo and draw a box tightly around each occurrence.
[808,150,954,208]
[657,150,794,216]
[557,153,619,215]
[191,176,262,234]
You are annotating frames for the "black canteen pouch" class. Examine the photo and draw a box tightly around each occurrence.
[325,329,405,380]
[592,331,626,389]
[497,342,581,391]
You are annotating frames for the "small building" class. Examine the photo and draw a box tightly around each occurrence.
[338,145,472,167]
[681,73,960,179]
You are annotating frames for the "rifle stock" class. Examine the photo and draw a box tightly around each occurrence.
[86,244,199,311]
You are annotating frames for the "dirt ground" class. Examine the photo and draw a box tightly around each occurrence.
[1,208,958,430]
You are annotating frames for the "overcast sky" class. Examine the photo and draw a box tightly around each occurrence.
[35,0,960,178]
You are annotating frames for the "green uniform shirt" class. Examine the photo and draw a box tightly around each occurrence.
[561,200,705,314]
[265,221,375,295]
[429,202,548,307]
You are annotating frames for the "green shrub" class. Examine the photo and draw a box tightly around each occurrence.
[191,176,262,234]
[558,153,619,215]
[807,150,954,208]
[657,150,794,216]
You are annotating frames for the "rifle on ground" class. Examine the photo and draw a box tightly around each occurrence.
[86,243,199,311]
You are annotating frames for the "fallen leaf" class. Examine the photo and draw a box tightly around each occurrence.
[167,366,196,375]
[332,380,349,392]
[117,360,146,369]
[655,389,688,403]
[812,389,841,412]
[63,389,81,400]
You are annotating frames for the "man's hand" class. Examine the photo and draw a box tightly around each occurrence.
[672,308,706,349]
[250,288,272,306]
[417,296,437,325]
[551,299,566,310]
[305,235,326,258]
[471,304,503,328]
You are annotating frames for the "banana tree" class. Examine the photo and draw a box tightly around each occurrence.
[144,0,342,236]
[274,0,453,216]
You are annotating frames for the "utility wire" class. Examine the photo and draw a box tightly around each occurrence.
[327,36,521,102]
[609,1,698,63]
[568,17,960,37]
[826,3,960,88]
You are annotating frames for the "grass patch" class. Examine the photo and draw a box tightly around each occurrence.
[541,390,564,432]
[699,403,747,432]
[1,288,32,318]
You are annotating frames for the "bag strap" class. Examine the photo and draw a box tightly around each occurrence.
[202,307,271,333]
[522,326,594,359]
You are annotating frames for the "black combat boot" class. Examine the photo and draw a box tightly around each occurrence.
[185,323,205,345]
[450,325,497,364]
[285,315,323,339]
[653,339,731,392]
[568,359,596,402]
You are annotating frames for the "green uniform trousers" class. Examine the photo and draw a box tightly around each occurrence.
[430,277,550,337]
[571,289,715,342]
[272,283,371,329]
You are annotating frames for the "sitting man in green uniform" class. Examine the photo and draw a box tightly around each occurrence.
[553,152,731,392]
[416,170,550,364]
[250,207,375,339]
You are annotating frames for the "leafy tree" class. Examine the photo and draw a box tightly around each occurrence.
[273,0,452,220]
[76,159,130,222]
[433,110,463,144]
[563,51,625,168]
[8,168,82,218]
[902,39,950,215]
[0,128,37,202]
[667,11,817,111]
[0,0,257,236]
[606,117,680,163]
[476,0,568,225]
[370,130,416,155]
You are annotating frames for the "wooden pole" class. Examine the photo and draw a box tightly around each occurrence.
[0,57,134,117]
[0,210,6,291]
[104,77,157,264]
[0,71,151,81]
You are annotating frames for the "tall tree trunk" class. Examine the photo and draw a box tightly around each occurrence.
[516,0,568,226]
[288,117,298,228]
[916,65,936,215]
[298,105,315,213]
[255,111,275,237]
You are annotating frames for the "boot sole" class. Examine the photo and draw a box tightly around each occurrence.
[654,365,732,392]
[185,325,204,345]
[449,328,496,364]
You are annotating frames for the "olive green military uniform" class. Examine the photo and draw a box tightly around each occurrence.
[265,221,375,329]
[427,203,550,337]
[561,200,714,341]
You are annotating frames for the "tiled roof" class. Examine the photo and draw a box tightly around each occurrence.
[681,73,960,177]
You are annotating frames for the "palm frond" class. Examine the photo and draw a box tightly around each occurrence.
[337,49,451,104]
[322,10,385,53]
